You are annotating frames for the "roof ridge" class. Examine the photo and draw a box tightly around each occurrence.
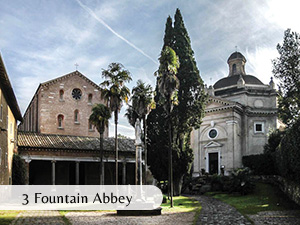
[18,131,134,140]
[41,71,101,90]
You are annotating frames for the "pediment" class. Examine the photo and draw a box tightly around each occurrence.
[40,71,101,91]
[205,97,235,109]
[204,141,222,148]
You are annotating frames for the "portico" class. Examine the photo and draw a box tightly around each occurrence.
[18,131,136,185]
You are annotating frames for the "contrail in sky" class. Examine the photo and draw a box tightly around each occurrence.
[76,0,158,65]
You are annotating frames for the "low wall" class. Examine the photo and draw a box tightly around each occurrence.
[251,175,300,206]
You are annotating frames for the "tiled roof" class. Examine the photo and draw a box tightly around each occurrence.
[18,131,135,152]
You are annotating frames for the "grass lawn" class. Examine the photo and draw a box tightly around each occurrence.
[206,182,300,215]
[161,196,201,225]
[161,195,201,213]
[0,211,21,225]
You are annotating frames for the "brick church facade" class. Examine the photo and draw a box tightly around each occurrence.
[19,71,108,137]
[18,71,136,185]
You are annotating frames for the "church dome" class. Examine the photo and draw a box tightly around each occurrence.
[213,51,264,90]
[227,52,246,63]
[213,75,264,89]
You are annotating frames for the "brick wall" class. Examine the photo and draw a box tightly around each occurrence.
[20,72,108,138]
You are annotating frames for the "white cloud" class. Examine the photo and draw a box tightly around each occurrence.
[75,0,158,65]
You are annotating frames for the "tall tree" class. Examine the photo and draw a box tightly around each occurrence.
[89,104,111,185]
[125,80,154,184]
[272,28,300,126]
[125,105,139,127]
[147,17,174,188]
[148,9,207,196]
[172,9,206,194]
[157,46,179,207]
[131,80,154,184]
[100,63,132,185]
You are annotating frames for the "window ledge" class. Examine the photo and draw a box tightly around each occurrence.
[57,127,64,130]
[88,129,95,132]
[74,122,80,125]
[59,99,65,102]
[87,103,93,106]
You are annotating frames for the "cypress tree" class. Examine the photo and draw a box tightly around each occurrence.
[272,29,300,126]
[147,10,207,195]
[171,9,206,194]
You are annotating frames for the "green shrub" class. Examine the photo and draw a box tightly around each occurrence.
[209,168,254,195]
[242,154,277,175]
[276,119,300,184]
[12,154,26,185]
[264,129,285,154]
[227,168,255,195]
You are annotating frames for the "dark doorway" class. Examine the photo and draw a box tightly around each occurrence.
[69,162,76,185]
[209,152,219,175]
[29,160,51,184]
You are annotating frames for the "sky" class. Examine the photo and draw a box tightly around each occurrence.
[1,0,300,138]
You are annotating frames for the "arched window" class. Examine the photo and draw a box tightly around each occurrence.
[232,64,237,74]
[74,110,79,123]
[88,94,93,103]
[59,90,64,100]
[58,114,64,128]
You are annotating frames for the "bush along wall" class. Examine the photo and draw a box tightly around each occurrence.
[242,154,277,175]
[276,118,300,184]
[12,154,26,185]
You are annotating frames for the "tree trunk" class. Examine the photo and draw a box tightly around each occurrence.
[173,175,183,196]
[143,116,147,185]
[100,130,104,185]
[168,115,173,207]
[115,110,118,185]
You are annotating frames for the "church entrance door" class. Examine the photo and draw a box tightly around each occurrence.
[208,152,219,175]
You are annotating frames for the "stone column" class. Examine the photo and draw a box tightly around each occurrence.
[76,161,80,185]
[101,161,105,185]
[122,161,126,185]
[51,160,56,185]
[24,159,31,185]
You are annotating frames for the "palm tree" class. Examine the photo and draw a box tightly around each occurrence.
[131,80,154,184]
[100,62,132,185]
[89,104,111,185]
[157,46,180,207]
[125,105,139,127]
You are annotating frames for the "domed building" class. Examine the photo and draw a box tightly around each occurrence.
[191,51,283,176]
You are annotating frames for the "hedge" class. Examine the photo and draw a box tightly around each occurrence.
[276,119,300,184]
[12,154,26,185]
[242,153,276,175]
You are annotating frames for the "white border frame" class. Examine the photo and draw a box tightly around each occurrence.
[207,128,218,139]
[254,122,264,134]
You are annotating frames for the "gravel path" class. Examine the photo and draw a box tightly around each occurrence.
[65,211,195,225]
[10,197,300,224]
[11,210,65,225]
[248,210,300,225]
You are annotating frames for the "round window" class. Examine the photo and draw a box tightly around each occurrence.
[72,88,82,100]
[208,129,218,139]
